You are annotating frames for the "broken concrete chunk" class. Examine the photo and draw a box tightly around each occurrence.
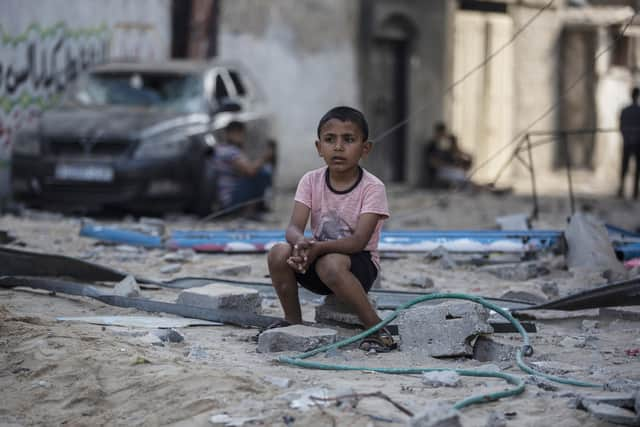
[540,281,559,298]
[485,411,507,427]
[403,273,435,289]
[315,294,377,327]
[480,262,548,282]
[408,403,462,427]
[257,325,337,353]
[209,263,252,277]
[177,283,262,314]
[398,302,493,357]
[152,328,184,343]
[580,392,636,410]
[161,263,182,275]
[262,375,292,389]
[422,371,461,388]
[472,336,517,362]
[113,275,140,298]
[163,249,197,263]
[565,213,627,281]
[579,400,640,426]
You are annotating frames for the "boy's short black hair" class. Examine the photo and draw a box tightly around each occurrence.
[317,106,369,141]
[226,120,245,132]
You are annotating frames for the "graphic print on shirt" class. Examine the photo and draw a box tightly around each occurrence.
[315,210,353,241]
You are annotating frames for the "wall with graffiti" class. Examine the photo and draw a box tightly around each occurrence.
[0,0,171,199]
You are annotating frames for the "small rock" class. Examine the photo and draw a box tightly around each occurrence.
[485,411,507,427]
[209,263,252,277]
[404,273,435,289]
[540,281,559,298]
[113,275,141,297]
[152,328,184,343]
[161,263,182,275]
[163,249,197,263]
[422,371,461,388]
[257,325,337,353]
[262,376,292,388]
[408,403,462,427]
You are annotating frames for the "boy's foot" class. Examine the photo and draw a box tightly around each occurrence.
[359,328,397,353]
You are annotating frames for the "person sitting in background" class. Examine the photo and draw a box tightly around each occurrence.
[423,121,472,188]
[214,121,274,218]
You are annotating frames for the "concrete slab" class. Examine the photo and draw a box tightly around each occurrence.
[398,302,493,357]
[314,294,377,327]
[176,282,262,314]
[257,325,337,353]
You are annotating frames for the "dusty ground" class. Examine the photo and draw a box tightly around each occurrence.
[1,186,640,426]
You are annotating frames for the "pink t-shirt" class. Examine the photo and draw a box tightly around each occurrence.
[294,166,390,269]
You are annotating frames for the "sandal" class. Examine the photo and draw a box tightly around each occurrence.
[359,328,398,353]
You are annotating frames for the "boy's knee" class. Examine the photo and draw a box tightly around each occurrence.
[316,254,350,285]
[268,243,292,267]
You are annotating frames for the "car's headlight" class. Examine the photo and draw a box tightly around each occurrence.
[134,133,190,159]
[12,131,40,156]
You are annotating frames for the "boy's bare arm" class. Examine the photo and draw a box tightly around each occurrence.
[285,201,310,245]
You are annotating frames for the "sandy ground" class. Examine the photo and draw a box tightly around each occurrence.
[1,186,640,426]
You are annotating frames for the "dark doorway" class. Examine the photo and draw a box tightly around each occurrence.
[370,38,410,182]
[171,0,192,58]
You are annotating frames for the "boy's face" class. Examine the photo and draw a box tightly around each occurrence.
[225,129,245,147]
[315,119,371,174]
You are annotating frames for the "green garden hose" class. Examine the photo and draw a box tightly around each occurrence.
[278,293,601,411]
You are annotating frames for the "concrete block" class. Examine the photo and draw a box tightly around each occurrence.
[408,403,462,427]
[580,392,636,410]
[161,263,182,274]
[398,302,493,357]
[257,325,337,353]
[472,336,517,362]
[113,275,140,298]
[315,294,377,327]
[580,401,639,426]
[177,282,261,313]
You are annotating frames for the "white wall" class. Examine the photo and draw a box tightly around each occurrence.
[0,0,172,201]
[219,0,360,188]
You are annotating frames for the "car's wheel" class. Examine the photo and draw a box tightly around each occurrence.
[191,157,218,217]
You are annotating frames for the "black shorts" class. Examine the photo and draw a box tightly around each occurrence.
[295,251,378,295]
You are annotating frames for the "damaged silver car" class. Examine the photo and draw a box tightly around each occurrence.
[11,60,270,215]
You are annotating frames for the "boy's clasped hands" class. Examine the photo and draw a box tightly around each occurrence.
[286,238,317,274]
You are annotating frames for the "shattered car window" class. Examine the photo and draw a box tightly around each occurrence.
[64,72,207,113]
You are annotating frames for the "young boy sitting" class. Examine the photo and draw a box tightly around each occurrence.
[267,106,396,352]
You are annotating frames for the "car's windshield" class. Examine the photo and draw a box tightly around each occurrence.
[63,71,207,113]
